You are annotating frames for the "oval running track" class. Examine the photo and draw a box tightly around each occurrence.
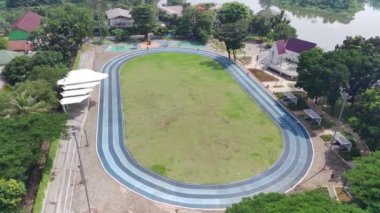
[96,48,313,209]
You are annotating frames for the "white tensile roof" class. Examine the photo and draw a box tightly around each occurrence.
[60,95,90,105]
[57,69,107,107]
[61,88,93,97]
[57,69,108,86]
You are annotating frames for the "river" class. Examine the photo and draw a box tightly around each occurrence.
[186,0,380,50]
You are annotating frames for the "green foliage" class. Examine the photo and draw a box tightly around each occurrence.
[287,94,308,110]
[0,113,67,181]
[30,51,65,67]
[320,134,333,142]
[32,4,95,60]
[5,0,62,8]
[2,56,33,85]
[14,80,59,108]
[346,151,380,212]
[131,4,156,38]
[350,88,380,150]
[111,28,125,42]
[226,191,366,213]
[296,48,349,106]
[32,139,59,213]
[217,2,251,24]
[176,8,215,43]
[0,178,26,212]
[268,22,296,40]
[30,64,68,85]
[166,0,185,6]
[0,37,7,49]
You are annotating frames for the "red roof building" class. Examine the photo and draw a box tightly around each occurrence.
[11,11,42,32]
[8,41,33,52]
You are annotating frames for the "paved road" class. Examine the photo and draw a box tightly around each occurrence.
[97,48,313,209]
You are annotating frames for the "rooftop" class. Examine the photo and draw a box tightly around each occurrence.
[0,50,24,65]
[285,38,316,54]
[106,8,132,19]
[11,11,42,32]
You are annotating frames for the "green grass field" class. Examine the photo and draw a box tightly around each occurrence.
[120,53,282,184]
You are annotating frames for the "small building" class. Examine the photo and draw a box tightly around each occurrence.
[106,8,134,28]
[8,40,33,52]
[270,38,316,64]
[9,11,42,41]
[263,38,316,80]
[160,5,183,17]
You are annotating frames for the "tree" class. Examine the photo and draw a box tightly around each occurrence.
[131,4,156,39]
[30,51,65,67]
[0,37,7,50]
[226,190,366,213]
[215,21,248,61]
[217,2,251,24]
[2,56,32,85]
[14,80,59,108]
[2,90,49,116]
[32,4,95,60]
[0,114,67,180]
[111,29,125,42]
[296,48,349,106]
[249,15,271,36]
[337,37,380,103]
[30,64,68,85]
[346,151,380,212]
[268,22,296,40]
[0,179,26,212]
[349,88,380,150]
[215,2,250,60]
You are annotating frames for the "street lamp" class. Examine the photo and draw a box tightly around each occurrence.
[323,88,351,170]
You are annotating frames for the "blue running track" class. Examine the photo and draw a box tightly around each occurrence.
[96,48,313,209]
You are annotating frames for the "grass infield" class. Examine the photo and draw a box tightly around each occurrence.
[120,52,282,184]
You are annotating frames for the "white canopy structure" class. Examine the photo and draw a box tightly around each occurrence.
[334,132,352,151]
[303,109,322,125]
[57,69,108,86]
[283,91,298,104]
[60,95,90,105]
[61,88,93,98]
[57,69,108,112]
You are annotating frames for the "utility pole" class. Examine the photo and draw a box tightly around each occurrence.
[323,88,351,170]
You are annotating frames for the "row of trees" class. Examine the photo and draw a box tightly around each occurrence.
[0,4,95,211]
[5,0,62,8]
[296,36,380,149]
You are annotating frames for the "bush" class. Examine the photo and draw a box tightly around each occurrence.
[320,134,333,142]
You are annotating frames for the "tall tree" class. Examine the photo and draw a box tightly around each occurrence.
[346,151,380,212]
[217,2,251,24]
[215,2,250,60]
[349,88,380,150]
[32,4,95,60]
[131,4,156,39]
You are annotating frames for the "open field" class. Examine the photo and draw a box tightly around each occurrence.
[120,52,282,184]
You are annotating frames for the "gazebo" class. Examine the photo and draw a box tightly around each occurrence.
[283,91,298,104]
[334,132,352,151]
[57,69,108,112]
[303,109,322,125]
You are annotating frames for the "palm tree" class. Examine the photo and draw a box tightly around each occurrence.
[1,91,50,116]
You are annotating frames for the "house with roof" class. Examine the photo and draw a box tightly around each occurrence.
[8,11,42,52]
[270,38,316,64]
[160,5,183,17]
[259,38,316,80]
[9,11,42,41]
[106,8,134,28]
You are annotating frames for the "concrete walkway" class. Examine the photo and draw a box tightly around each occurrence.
[42,50,95,213]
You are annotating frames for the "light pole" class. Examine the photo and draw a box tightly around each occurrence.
[323,88,351,170]
[70,128,92,213]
